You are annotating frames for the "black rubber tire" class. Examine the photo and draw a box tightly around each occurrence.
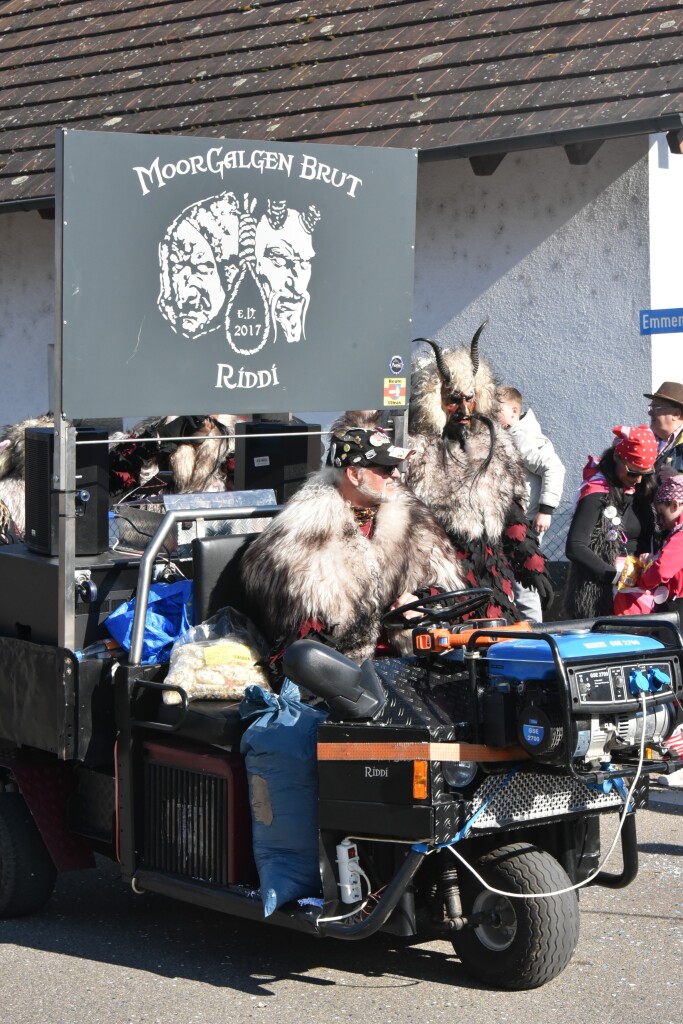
[451,842,580,990]
[0,792,57,917]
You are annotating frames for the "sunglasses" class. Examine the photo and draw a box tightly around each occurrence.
[649,404,679,415]
[366,463,398,477]
[623,465,653,478]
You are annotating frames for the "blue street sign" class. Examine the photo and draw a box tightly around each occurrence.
[640,308,683,334]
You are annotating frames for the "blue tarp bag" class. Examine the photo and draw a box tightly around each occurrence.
[104,580,193,664]
[240,680,328,917]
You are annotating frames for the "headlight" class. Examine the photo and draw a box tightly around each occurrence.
[442,760,478,789]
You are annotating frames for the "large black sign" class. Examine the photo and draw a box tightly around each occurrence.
[57,130,417,419]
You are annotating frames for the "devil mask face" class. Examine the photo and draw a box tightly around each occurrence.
[409,322,498,439]
[441,384,477,440]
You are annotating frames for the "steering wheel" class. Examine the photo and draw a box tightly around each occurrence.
[381,588,493,630]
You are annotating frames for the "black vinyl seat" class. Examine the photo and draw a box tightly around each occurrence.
[191,533,258,624]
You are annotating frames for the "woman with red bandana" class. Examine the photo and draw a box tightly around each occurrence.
[564,425,658,618]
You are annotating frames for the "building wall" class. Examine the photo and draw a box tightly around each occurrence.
[648,135,683,388]
[414,136,652,525]
[0,210,54,423]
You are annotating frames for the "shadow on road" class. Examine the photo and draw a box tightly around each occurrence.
[0,858,488,995]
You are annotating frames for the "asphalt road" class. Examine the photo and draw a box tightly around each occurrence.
[1,796,681,1024]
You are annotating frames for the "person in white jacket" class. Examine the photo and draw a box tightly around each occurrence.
[497,386,566,620]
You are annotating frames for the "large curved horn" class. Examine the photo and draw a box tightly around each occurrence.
[412,337,454,390]
[470,320,488,377]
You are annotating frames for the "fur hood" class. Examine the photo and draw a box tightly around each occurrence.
[167,414,237,493]
[409,346,498,437]
[111,413,238,493]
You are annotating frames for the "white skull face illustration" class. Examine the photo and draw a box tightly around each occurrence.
[254,209,316,343]
[158,194,240,340]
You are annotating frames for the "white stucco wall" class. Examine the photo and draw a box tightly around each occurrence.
[0,210,54,423]
[414,136,652,551]
[648,135,683,388]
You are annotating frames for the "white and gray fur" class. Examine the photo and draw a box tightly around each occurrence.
[334,350,527,546]
[240,466,466,663]
[405,346,527,543]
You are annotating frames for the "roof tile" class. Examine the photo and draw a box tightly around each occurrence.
[1,0,682,205]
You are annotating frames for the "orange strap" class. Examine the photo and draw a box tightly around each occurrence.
[317,741,529,762]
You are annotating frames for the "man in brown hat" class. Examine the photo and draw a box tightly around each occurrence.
[645,381,683,479]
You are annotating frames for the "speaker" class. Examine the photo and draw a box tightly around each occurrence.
[24,427,109,556]
[233,421,322,503]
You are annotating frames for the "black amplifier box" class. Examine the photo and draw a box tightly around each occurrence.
[0,545,191,651]
[24,426,109,557]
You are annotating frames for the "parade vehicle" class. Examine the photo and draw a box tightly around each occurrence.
[0,510,681,990]
[1,127,681,992]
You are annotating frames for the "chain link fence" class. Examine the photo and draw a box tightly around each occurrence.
[540,502,573,562]
[540,503,574,618]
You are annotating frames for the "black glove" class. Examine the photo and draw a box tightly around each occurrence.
[529,571,554,611]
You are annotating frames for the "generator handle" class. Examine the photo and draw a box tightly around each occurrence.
[592,613,683,649]
[130,677,189,733]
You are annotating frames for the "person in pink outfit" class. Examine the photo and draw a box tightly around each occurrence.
[637,475,683,612]
[639,474,683,787]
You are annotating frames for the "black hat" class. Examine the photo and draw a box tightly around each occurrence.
[644,381,683,410]
[328,428,415,468]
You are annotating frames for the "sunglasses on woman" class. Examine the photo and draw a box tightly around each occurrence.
[624,465,653,478]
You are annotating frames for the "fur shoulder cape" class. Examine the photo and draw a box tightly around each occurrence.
[240,467,465,662]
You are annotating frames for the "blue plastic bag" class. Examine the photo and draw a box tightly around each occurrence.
[240,680,327,917]
[104,580,193,664]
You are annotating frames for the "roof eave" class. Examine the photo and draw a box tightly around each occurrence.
[418,112,683,162]
[2,112,683,212]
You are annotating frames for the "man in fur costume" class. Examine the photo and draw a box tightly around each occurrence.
[0,413,236,539]
[404,325,552,622]
[109,414,237,498]
[240,426,467,666]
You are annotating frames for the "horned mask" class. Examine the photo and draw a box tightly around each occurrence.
[408,322,498,438]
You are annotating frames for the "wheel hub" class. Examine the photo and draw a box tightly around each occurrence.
[471,891,517,951]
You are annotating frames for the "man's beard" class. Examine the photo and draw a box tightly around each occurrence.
[442,412,496,476]
[354,476,399,504]
[272,291,309,343]
[443,414,471,444]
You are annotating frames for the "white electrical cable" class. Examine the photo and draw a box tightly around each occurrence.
[445,692,649,900]
[315,899,370,924]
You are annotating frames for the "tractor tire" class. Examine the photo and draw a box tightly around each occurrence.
[0,792,57,917]
[451,842,579,990]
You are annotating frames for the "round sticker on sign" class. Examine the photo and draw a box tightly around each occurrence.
[389,354,404,374]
